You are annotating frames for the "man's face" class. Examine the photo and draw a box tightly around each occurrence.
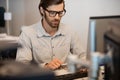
[43,3,64,28]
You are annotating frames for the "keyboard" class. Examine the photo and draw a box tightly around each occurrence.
[54,69,88,80]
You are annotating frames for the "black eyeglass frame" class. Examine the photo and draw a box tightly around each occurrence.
[44,8,66,17]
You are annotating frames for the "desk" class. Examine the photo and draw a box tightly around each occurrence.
[0,61,88,80]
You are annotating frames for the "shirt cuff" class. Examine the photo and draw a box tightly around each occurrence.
[38,63,47,68]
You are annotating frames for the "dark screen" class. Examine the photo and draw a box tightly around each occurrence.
[0,7,5,27]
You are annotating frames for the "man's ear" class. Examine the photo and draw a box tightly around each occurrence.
[40,7,44,16]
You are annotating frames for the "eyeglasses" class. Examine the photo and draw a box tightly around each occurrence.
[44,8,66,17]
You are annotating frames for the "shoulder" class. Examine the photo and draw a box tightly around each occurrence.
[21,24,36,33]
[20,23,39,36]
[60,23,77,35]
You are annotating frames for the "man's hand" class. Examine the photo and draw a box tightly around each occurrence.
[44,58,63,70]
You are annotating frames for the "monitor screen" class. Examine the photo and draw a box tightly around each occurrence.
[87,15,120,54]
[87,15,120,80]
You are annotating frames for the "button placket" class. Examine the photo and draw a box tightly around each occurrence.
[50,37,55,59]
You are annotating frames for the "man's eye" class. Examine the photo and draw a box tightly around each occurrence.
[59,11,64,14]
[49,11,56,15]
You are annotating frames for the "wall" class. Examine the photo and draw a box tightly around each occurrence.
[1,0,120,51]
[0,0,6,7]
[63,0,120,51]
[9,0,25,35]
[24,0,40,26]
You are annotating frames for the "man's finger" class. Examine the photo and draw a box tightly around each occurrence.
[53,58,63,64]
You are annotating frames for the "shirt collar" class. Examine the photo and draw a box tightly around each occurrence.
[37,20,65,38]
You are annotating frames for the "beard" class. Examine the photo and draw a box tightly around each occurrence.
[44,14,60,28]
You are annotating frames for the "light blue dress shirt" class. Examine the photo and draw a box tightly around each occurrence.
[16,20,86,67]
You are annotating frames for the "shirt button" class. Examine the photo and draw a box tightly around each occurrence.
[51,38,53,40]
[52,46,54,48]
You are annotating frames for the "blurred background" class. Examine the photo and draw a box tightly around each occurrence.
[0,0,120,52]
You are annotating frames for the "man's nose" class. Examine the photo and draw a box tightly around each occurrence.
[54,14,60,19]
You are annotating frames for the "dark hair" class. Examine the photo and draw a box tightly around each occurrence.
[39,0,65,10]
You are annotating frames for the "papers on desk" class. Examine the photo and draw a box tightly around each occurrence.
[74,77,88,80]
[54,63,72,76]
[54,68,72,76]
[0,33,19,50]
[54,68,88,80]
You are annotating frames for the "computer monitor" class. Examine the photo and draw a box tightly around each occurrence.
[87,15,120,80]
[87,15,120,54]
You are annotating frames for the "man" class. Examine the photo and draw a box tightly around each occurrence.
[16,0,86,70]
